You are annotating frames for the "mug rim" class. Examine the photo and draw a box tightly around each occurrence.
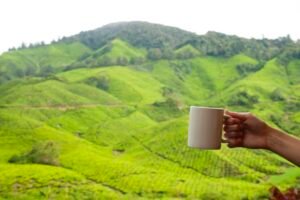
[190,106,224,111]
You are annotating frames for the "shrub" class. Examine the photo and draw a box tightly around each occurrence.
[63,63,84,71]
[162,87,174,97]
[78,52,91,61]
[284,101,300,112]
[228,91,259,107]
[85,76,109,91]
[270,88,285,101]
[153,97,181,111]
[39,65,54,77]
[116,57,129,65]
[170,62,193,80]
[144,97,185,121]
[9,141,60,166]
[147,48,162,60]
[175,49,197,59]
[130,57,145,65]
[236,63,263,76]
[97,55,113,66]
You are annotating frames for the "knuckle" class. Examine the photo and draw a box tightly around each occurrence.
[227,118,232,123]
[228,132,236,137]
[233,119,239,124]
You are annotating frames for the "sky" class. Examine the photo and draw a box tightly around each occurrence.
[0,0,300,53]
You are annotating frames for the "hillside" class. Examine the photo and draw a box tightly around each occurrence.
[0,42,91,82]
[0,21,299,199]
[69,21,198,50]
[73,38,147,68]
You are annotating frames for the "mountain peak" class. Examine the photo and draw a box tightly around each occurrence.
[71,21,197,50]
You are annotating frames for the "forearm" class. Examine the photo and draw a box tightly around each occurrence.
[266,127,300,166]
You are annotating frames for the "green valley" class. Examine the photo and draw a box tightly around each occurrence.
[0,21,299,199]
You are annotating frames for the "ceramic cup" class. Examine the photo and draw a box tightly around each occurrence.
[188,106,225,149]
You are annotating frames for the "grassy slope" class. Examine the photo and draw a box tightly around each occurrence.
[0,49,299,199]
[0,106,269,199]
[16,42,92,68]
[149,54,257,105]
[175,44,201,57]
[57,66,164,104]
[80,38,147,66]
[107,38,146,59]
[0,42,91,81]
[0,79,120,106]
[223,59,300,134]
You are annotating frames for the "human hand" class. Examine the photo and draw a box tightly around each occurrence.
[223,110,271,149]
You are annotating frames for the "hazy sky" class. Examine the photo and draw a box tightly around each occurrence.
[1,0,300,53]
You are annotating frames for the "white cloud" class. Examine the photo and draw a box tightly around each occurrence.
[0,0,299,53]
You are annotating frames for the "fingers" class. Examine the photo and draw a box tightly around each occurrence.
[227,138,243,148]
[224,117,241,125]
[224,124,241,132]
[224,116,244,133]
[223,114,230,121]
[223,127,244,148]
[223,111,247,148]
[224,131,244,148]
[224,131,243,138]
[225,110,249,121]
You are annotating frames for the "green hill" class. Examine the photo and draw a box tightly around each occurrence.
[0,21,300,199]
[0,42,91,82]
[175,44,201,59]
[74,38,147,68]
[69,21,198,50]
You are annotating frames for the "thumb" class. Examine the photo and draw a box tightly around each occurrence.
[225,110,249,121]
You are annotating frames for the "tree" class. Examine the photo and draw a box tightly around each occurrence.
[176,50,195,59]
[162,47,174,59]
[147,48,162,60]
[278,46,300,65]
[25,65,36,76]
[236,63,263,76]
[130,57,145,65]
[85,76,109,91]
[39,65,54,77]
[117,57,129,65]
[79,52,91,61]
[20,42,27,49]
[98,56,112,66]
[8,47,16,51]
[15,68,25,77]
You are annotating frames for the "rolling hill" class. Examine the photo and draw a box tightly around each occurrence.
[0,21,299,199]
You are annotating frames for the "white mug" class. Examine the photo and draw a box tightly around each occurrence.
[188,106,225,149]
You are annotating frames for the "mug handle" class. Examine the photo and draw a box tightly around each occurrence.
[221,114,230,143]
[221,138,228,143]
